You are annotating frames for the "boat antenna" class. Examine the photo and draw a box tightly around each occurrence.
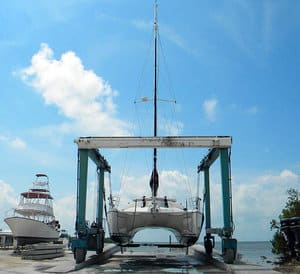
[150,0,159,197]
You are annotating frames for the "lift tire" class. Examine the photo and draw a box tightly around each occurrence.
[223,248,235,264]
[75,248,86,264]
[96,248,103,255]
[204,238,213,255]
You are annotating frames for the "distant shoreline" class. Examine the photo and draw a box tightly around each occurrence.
[274,262,300,274]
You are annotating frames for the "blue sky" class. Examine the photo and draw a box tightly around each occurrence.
[0,0,299,242]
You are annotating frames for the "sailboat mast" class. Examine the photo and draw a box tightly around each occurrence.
[153,1,158,166]
[150,1,159,197]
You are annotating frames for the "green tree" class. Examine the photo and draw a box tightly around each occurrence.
[270,188,300,256]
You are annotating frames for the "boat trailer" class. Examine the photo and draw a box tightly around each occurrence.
[71,136,237,264]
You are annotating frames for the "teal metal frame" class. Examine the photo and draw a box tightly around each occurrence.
[198,148,237,264]
[72,136,234,264]
[72,148,111,263]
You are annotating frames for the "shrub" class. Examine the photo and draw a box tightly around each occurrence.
[270,188,299,258]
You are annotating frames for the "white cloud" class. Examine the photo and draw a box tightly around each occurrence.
[229,104,259,116]
[0,40,21,48]
[0,135,27,149]
[0,180,18,230]
[211,2,297,59]
[211,3,257,59]
[53,181,102,234]
[189,168,299,241]
[256,169,298,185]
[117,174,151,207]
[131,19,199,57]
[53,194,76,234]
[131,19,152,31]
[246,106,258,115]
[20,43,131,136]
[10,138,27,149]
[0,180,18,210]
[159,119,183,136]
[203,99,218,122]
[232,169,299,240]
[115,169,195,209]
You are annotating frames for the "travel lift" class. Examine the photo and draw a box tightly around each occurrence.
[71,136,237,264]
[198,147,237,264]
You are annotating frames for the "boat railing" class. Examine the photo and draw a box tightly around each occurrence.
[108,195,120,208]
[121,197,184,210]
[5,208,55,223]
[110,196,201,211]
[188,196,202,210]
[15,203,54,216]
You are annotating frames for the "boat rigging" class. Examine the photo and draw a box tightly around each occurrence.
[105,1,204,248]
[150,0,159,198]
[72,1,236,265]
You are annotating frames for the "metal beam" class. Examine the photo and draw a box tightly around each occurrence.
[75,136,232,149]
[204,168,211,230]
[76,149,89,235]
[198,148,220,172]
[88,149,111,172]
[96,168,105,227]
[220,148,233,236]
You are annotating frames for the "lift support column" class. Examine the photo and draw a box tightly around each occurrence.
[203,167,213,256]
[198,148,237,264]
[72,148,111,264]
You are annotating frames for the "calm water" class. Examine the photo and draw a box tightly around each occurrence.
[86,241,277,273]
[215,241,278,267]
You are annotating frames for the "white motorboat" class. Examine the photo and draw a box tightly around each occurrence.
[5,174,60,246]
[107,2,204,247]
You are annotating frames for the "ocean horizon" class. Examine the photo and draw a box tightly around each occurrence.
[214,240,277,267]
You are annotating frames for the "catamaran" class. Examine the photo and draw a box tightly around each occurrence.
[107,2,204,247]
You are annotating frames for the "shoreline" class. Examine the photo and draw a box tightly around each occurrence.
[273,261,300,274]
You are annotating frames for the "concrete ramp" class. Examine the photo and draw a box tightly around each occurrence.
[0,244,281,273]
[44,244,120,273]
[191,244,280,274]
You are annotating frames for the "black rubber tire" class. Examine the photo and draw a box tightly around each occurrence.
[96,249,103,255]
[204,238,213,255]
[75,248,86,264]
[223,248,235,264]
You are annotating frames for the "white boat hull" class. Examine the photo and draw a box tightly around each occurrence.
[5,217,59,246]
[107,209,203,246]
